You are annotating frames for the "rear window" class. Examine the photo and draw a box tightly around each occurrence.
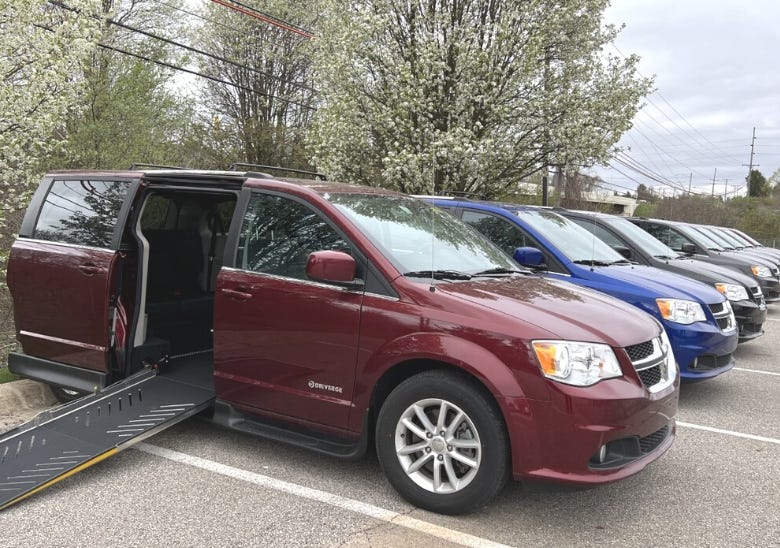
[34,180,130,248]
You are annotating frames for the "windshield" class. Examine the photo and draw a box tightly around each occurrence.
[694,225,734,249]
[733,229,760,246]
[327,194,518,276]
[685,225,725,251]
[515,210,625,263]
[605,216,678,258]
[710,227,745,248]
[726,229,755,247]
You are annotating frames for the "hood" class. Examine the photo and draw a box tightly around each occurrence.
[668,258,758,290]
[580,264,726,305]
[433,275,661,349]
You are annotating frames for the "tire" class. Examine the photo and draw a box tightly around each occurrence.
[375,370,509,515]
[50,385,84,403]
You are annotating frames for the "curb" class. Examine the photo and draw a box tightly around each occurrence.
[0,379,57,432]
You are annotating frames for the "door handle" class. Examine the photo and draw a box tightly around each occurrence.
[220,287,253,301]
[78,264,104,276]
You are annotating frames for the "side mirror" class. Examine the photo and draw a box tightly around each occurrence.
[306,250,363,288]
[681,243,697,255]
[613,245,632,260]
[513,246,545,267]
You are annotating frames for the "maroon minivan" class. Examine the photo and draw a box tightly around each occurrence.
[6,170,679,514]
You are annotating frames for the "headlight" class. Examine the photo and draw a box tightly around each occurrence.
[532,340,622,386]
[656,299,706,324]
[751,265,772,278]
[714,283,749,301]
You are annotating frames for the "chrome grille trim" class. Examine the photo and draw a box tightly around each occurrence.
[709,301,737,333]
[627,337,676,393]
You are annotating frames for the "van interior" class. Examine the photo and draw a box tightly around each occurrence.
[128,189,237,371]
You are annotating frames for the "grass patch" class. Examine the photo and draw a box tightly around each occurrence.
[0,367,19,384]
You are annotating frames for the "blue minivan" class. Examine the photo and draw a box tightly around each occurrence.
[428,199,739,381]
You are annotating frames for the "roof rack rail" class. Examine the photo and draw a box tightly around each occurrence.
[435,190,488,201]
[227,163,327,181]
[129,163,188,170]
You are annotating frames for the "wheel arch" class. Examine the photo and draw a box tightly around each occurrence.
[366,358,512,461]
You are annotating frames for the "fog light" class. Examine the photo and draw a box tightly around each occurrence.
[691,357,698,369]
[597,444,607,463]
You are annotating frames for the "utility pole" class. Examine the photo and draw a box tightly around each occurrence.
[747,126,757,179]
[688,172,692,195]
[711,168,717,197]
[744,127,758,194]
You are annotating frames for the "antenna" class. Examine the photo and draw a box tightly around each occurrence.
[589,211,597,272]
[430,130,436,292]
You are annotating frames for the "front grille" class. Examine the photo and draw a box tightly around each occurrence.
[693,353,733,371]
[709,302,736,332]
[625,341,654,362]
[639,424,671,454]
[740,322,762,334]
[625,337,672,392]
[637,366,662,387]
[750,286,766,308]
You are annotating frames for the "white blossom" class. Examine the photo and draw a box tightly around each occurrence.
[310,0,652,196]
[0,0,101,247]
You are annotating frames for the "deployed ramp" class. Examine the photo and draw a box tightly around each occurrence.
[0,352,214,510]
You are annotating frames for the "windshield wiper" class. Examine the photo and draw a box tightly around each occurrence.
[472,267,526,276]
[573,259,612,266]
[404,270,473,280]
[608,259,632,265]
[654,254,678,260]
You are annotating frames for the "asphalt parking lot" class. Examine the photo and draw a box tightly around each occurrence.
[0,308,778,547]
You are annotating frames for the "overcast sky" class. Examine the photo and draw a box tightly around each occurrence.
[593,0,780,197]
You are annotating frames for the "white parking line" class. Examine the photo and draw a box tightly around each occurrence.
[136,443,511,548]
[733,367,780,376]
[765,317,780,321]
[677,422,780,445]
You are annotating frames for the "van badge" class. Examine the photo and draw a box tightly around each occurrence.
[307,380,343,394]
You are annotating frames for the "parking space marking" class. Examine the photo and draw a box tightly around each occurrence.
[733,367,780,376]
[677,422,780,445]
[765,317,780,321]
[136,443,512,548]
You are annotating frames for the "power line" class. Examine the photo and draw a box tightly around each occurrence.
[97,42,316,110]
[108,18,319,94]
[47,0,317,109]
[209,0,314,38]
[611,44,745,166]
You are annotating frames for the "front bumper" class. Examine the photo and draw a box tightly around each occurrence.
[731,299,767,343]
[757,278,780,302]
[663,320,738,381]
[499,374,678,485]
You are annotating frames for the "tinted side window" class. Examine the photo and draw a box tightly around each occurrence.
[461,210,529,255]
[239,193,350,280]
[640,223,690,252]
[34,180,131,248]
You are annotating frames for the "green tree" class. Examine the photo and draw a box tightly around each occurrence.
[636,183,655,202]
[747,169,770,198]
[310,0,651,196]
[194,0,318,170]
[47,0,193,170]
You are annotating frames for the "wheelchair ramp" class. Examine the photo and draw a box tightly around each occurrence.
[0,355,214,510]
